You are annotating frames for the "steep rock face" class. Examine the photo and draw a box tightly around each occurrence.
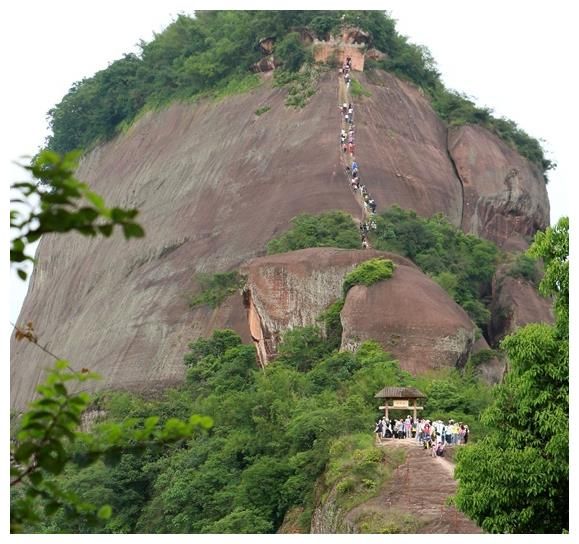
[448,124,550,250]
[489,266,554,345]
[354,71,464,226]
[310,486,354,534]
[241,248,416,365]
[11,74,363,410]
[340,268,477,374]
[470,337,505,385]
[11,68,550,408]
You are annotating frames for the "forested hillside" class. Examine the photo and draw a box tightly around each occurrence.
[24,328,491,533]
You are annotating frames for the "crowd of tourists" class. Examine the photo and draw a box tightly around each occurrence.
[338,57,378,249]
[374,416,470,457]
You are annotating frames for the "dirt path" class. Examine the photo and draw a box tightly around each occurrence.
[346,438,482,534]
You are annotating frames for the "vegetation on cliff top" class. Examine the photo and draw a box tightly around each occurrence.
[44,11,552,178]
[370,206,500,332]
[342,258,395,295]
[267,211,360,254]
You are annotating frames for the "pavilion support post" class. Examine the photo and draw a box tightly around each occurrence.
[384,404,389,420]
[413,399,417,420]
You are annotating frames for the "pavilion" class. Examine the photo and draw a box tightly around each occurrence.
[374,386,426,420]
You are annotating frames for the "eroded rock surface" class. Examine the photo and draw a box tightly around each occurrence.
[340,266,477,374]
[354,71,464,226]
[489,266,554,345]
[470,337,505,385]
[11,68,551,408]
[448,124,550,250]
[11,74,362,409]
[241,248,415,365]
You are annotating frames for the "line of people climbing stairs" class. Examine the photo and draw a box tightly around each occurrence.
[338,57,377,249]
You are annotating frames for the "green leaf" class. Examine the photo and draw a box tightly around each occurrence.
[14,441,38,463]
[28,410,55,421]
[20,421,46,432]
[45,501,61,516]
[98,224,114,237]
[36,397,62,410]
[54,383,67,396]
[121,222,145,239]
[29,471,43,486]
[37,449,65,475]
[97,505,112,520]
[55,360,69,370]
[83,190,107,211]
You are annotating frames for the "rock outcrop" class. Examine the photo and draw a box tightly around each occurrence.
[312,26,370,71]
[448,124,550,250]
[470,337,505,385]
[241,248,415,365]
[489,266,554,345]
[11,68,551,408]
[340,266,477,375]
[10,74,362,409]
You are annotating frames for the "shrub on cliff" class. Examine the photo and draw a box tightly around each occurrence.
[189,271,246,309]
[370,206,499,331]
[267,211,360,254]
[506,253,541,285]
[275,32,308,72]
[342,258,395,295]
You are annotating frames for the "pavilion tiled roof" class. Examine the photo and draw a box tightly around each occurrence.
[374,386,426,399]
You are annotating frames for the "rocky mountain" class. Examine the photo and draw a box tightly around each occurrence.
[11,67,551,410]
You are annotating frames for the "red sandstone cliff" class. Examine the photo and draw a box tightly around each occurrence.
[11,69,551,409]
[489,265,554,345]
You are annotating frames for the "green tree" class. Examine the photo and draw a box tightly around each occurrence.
[454,217,569,533]
[275,32,307,72]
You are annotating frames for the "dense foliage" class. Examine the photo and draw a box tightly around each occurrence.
[413,368,493,440]
[342,258,395,295]
[267,211,360,254]
[45,11,338,153]
[44,11,551,179]
[454,217,568,533]
[505,253,541,285]
[27,323,494,533]
[369,206,500,331]
[32,329,408,533]
[189,271,246,309]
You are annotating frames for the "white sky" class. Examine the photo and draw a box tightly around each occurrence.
[2,1,577,538]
